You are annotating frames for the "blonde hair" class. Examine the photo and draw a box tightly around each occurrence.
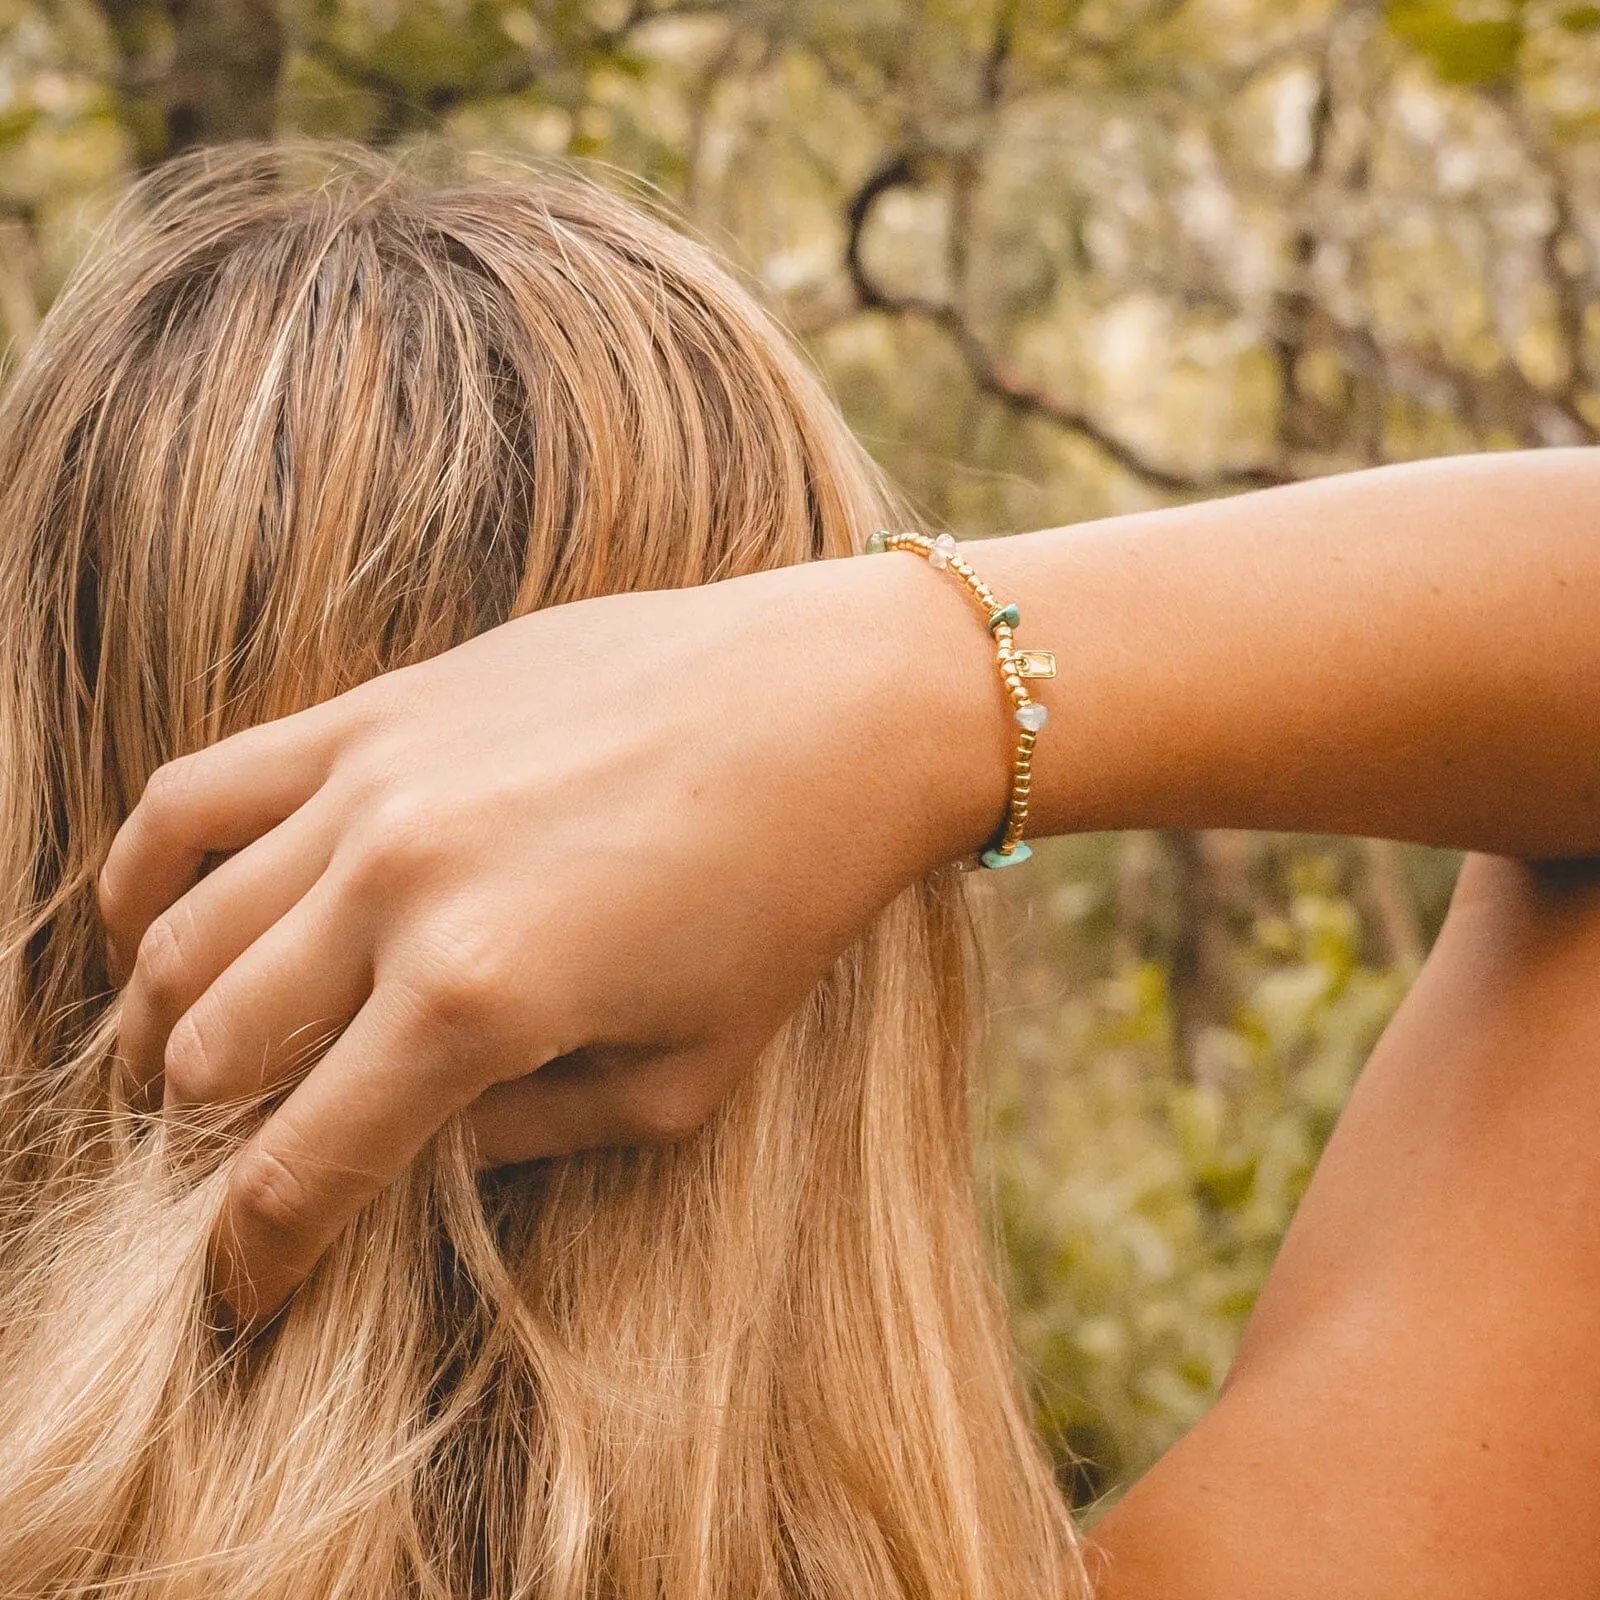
[0,146,1083,1598]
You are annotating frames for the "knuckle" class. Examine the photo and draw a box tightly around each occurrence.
[163,1011,221,1103]
[328,724,408,800]
[346,791,441,888]
[141,752,202,835]
[230,1144,314,1249]
[353,673,425,739]
[95,857,122,928]
[133,911,191,1009]
[399,939,505,1043]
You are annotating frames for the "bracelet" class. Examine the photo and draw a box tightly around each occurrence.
[865,528,1054,869]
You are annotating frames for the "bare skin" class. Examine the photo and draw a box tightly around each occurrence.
[99,446,1600,1593]
[1088,852,1600,1597]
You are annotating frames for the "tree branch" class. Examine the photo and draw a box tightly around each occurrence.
[301,38,544,140]
[605,0,732,46]
[1270,11,1341,456]
[103,0,284,164]
[1504,91,1589,409]
[0,204,42,358]
[844,154,1291,495]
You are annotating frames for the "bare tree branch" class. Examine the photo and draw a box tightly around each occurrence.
[1504,90,1590,408]
[103,0,283,164]
[1270,11,1341,457]
[1121,248,1597,452]
[1327,318,1596,447]
[0,205,41,359]
[607,0,732,45]
[844,153,1291,495]
[302,2,731,145]
[301,38,545,142]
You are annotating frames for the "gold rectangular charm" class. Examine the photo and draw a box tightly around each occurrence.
[1012,650,1057,679]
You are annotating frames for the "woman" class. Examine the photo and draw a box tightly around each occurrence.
[7,144,1600,1597]
[0,146,1076,1598]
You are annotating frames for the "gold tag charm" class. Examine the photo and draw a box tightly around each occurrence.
[1012,650,1057,679]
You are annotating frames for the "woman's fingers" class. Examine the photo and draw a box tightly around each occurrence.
[117,802,344,1097]
[97,697,355,981]
[159,869,373,1111]
[466,1043,736,1167]
[212,1029,734,1320]
[213,976,498,1324]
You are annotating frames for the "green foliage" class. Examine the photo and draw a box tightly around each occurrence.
[978,837,1437,1502]
[1385,0,1524,85]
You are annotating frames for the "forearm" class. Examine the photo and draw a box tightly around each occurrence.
[888,448,1600,862]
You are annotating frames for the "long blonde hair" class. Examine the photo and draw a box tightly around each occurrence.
[0,145,1083,1599]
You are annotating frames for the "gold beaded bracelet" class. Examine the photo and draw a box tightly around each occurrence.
[866,528,1054,869]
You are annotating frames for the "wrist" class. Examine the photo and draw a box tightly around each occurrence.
[798,543,1019,875]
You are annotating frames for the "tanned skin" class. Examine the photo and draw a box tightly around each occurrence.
[100,448,1600,1593]
[1089,853,1600,1598]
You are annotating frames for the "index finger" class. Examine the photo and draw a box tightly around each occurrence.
[210,979,483,1325]
[98,700,352,983]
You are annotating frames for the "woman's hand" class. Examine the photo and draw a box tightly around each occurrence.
[98,553,999,1322]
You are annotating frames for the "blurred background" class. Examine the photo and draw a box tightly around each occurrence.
[2,0,1593,1514]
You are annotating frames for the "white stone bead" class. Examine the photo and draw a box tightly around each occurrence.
[1015,701,1048,732]
[928,531,958,569]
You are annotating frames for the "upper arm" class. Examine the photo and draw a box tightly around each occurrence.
[1089,854,1600,1599]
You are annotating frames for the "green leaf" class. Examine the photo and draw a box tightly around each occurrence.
[0,106,40,147]
[1385,1,1525,85]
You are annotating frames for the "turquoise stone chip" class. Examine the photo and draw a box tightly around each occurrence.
[980,841,1033,869]
[987,602,1021,632]
[865,529,889,553]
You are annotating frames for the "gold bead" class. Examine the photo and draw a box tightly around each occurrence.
[879,529,1050,869]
